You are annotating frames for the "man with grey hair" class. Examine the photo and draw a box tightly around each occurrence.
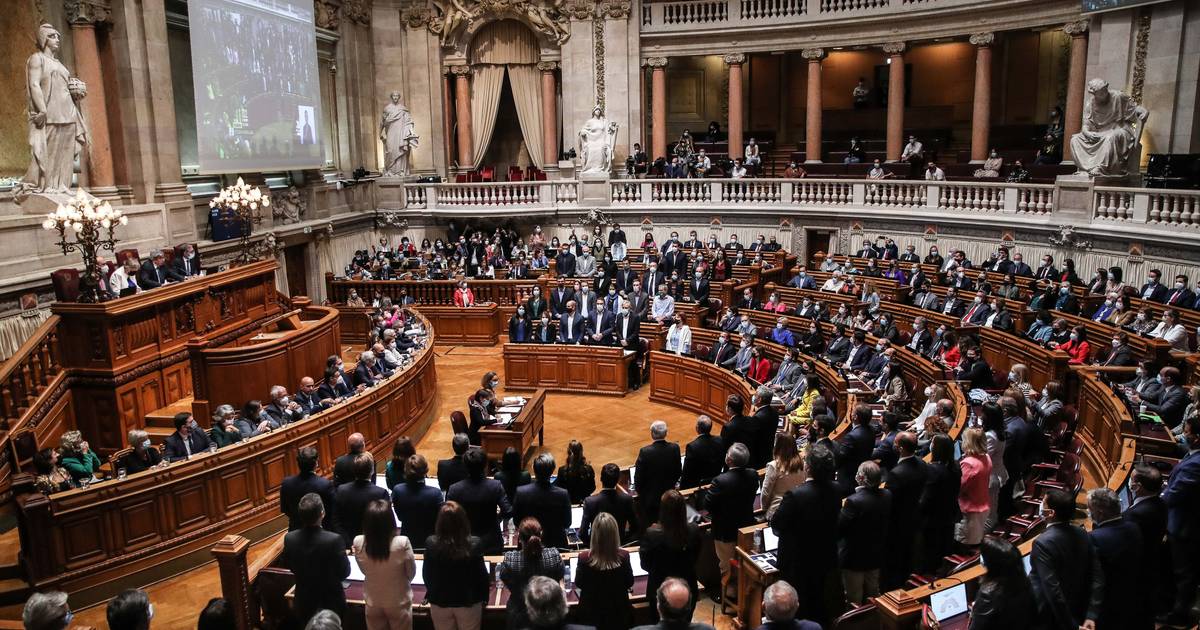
[23,591,70,630]
[706,442,759,599]
[353,350,380,388]
[681,415,724,489]
[304,610,342,630]
[265,385,305,426]
[523,576,585,630]
[839,460,891,605]
[634,420,681,526]
[759,580,822,630]
[333,433,373,486]
[1087,487,1144,629]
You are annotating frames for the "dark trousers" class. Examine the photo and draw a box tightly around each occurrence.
[1170,535,1200,620]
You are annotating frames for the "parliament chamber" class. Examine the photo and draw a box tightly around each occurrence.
[1,0,1200,629]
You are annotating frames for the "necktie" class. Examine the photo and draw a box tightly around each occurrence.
[128,277,136,289]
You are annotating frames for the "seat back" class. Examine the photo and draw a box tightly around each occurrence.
[450,411,468,435]
[115,248,140,265]
[50,268,81,302]
[254,567,297,630]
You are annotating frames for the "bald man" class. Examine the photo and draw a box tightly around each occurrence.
[294,376,329,415]
[333,433,375,485]
[631,577,714,630]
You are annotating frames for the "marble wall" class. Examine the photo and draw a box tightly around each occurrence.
[0,1,44,179]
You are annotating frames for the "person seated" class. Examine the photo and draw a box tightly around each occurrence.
[1033,133,1061,165]
[744,138,762,169]
[955,345,994,390]
[868,159,893,179]
[1006,160,1030,182]
[119,428,163,474]
[353,350,384,388]
[163,412,213,461]
[137,250,184,290]
[209,407,244,449]
[265,385,306,426]
[1149,308,1189,352]
[784,161,807,178]
[820,270,846,293]
[57,430,102,484]
[845,137,867,164]
[109,258,142,297]
[319,358,356,403]
[730,159,748,179]
[924,162,946,181]
[693,149,712,178]
[974,149,1003,178]
[32,448,75,495]
[1056,325,1092,365]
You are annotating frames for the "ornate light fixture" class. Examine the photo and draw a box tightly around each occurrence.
[42,190,128,303]
[374,210,410,231]
[211,177,271,264]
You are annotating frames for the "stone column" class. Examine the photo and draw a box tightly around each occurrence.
[538,61,559,167]
[442,73,455,172]
[725,53,746,160]
[450,65,473,170]
[1062,20,1090,164]
[882,42,906,162]
[646,57,668,160]
[802,48,825,163]
[68,0,117,198]
[969,32,994,163]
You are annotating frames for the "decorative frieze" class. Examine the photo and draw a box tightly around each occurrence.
[1063,20,1089,37]
[969,32,994,47]
[800,48,825,62]
[881,41,906,55]
[65,0,110,24]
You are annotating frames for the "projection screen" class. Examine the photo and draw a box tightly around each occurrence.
[188,0,324,173]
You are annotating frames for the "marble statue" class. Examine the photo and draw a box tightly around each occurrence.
[17,23,88,202]
[432,0,475,46]
[380,91,419,177]
[525,0,569,44]
[578,106,618,176]
[1070,78,1148,178]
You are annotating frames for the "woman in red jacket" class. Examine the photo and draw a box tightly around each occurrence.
[1055,324,1091,365]
[747,345,771,383]
[453,281,475,307]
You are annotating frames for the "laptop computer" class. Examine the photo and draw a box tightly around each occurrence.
[929,583,969,624]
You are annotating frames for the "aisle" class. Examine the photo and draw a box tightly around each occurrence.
[419,344,701,472]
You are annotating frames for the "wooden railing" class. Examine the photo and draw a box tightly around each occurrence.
[0,316,64,501]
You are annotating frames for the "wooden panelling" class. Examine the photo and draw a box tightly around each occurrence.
[414,304,501,345]
[503,343,635,395]
[648,352,754,423]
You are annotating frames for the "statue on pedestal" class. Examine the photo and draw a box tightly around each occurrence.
[1070,78,1148,178]
[17,24,89,203]
[578,105,618,176]
[380,91,419,177]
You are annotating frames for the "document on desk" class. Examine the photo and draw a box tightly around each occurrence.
[498,406,524,414]
[628,551,648,577]
[348,556,366,581]
[570,506,584,529]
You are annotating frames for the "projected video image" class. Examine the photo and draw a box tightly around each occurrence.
[189,0,324,173]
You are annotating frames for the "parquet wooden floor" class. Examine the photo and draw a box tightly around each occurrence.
[45,343,733,630]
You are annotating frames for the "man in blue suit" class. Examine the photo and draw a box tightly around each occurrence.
[1087,488,1144,630]
[558,300,585,344]
[1162,415,1200,627]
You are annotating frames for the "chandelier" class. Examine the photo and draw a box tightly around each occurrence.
[211,177,271,264]
[42,191,127,303]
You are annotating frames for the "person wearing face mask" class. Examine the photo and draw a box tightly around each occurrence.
[660,243,686,277]
[163,412,213,462]
[858,341,892,382]
[1138,268,1168,303]
[1026,491,1104,630]
[794,296,817,320]
[585,296,615,346]
[1098,332,1135,367]
[829,303,853,327]
[898,245,920,264]
[453,281,476,308]
[736,314,758,339]
[508,305,531,343]
[1150,308,1190,352]
[855,239,880,260]
[1030,381,1065,428]
[956,345,994,390]
[209,404,245,449]
[1090,293,1120,323]
[961,290,992,325]
[764,292,788,314]
[912,280,940,311]
[601,284,620,313]
[1159,415,1200,627]
[822,324,851,365]
[119,428,164,474]
[820,270,846,293]
[1166,274,1197,308]
[875,314,899,344]
[788,265,816,290]
[770,317,795,347]
[984,297,1014,332]
[1131,366,1188,431]
[1052,283,1080,315]
[844,330,875,372]
[686,269,710,306]
[265,385,306,426]
[533,312,557,344]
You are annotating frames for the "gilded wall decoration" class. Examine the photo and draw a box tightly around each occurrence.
[429,0,572,46]
[1130,11,1150,105]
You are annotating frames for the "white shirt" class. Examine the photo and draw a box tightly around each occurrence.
[1151,322,1189,352]
[901,141,924,159]
[820,278,844,292]
[925,167,945,181]
[110,267,140,293]
[731,165,747,179]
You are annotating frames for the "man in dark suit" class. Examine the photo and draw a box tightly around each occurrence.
[919,434,961,573]
[844,331,874,372]
[280,446,334,531]
[771,442,843,626]
[557,301,585,344]
[163,412,212,461]
[837,405,876,495]
[705,443,759,598]
[642,263,664,299]
[1034,255,1059,282]
[283,493,350,623]
[136,251,183,290]
[581,463,638,544]
[513,453,573,549]
[264,385,306,425]
[823,327,852,365]
[584,302,614,346]
[294,377,329,416]
[882,433,928,590]
[1139,268,1169,303]
[708,332,736,367]
[391,454,443,551]
[574,282,598,319]
[555,246,577,277]
[608,224,627,248]
[436,433,470,491]
[1030,489,1103,630]
[999,397,1036,518]
[898,245,920,263]
[613,298,642,386]
[960,291,992,325]
[838,461,891,605]
[1166,275,1196,308]
[1099,332,1136,367]
[680,416,724,489]
[687,272,709,305]
[172,244,202,277]
[1087,488,1144,630]
[352,351,383,388]
[719,395,753,458]
[1161,416,1200,627]
[1133,366,1187,430]
[626,280,650,320]
[332,432,373,485]
[660,244,686,277]
[737,288,760,311]
[446,447,511,554]
[549,279,575,317]
[750,388,780,469]
[615,261,638,294]
[633,421,681,527]
[333,453,389,548]
[1123,464,1168,626]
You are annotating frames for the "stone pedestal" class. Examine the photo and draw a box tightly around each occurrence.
[558,160,577,180]
[1053,174,1138,222]
[579,172,611,206]
[18,191,95,216]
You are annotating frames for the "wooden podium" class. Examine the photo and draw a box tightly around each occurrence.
[502,343,636,395]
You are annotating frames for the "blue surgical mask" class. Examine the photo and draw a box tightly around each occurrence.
[142,439,151,450]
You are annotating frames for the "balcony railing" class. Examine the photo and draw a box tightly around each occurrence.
[640,0,969,33]
[396,177,1200,245]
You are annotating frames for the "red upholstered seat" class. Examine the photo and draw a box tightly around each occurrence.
[50,268,81,303]
[450,411,468,435]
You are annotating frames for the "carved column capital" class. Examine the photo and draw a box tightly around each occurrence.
[801,48,825,62]
[880,41,906,55]
[723,53,746,66]
[599,0,631,18]
[566,0,597,20]
[65,0,111,25]
[401,5,432,29]
[315,0,341,29]
[969,32,994,47]
[537,61,559,72]
[343,0,372,25]
[1063,20,1089,37]
[449,64,472,76]
[643,56,668,69]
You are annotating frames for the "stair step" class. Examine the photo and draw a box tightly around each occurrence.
[145,397,194,428]
[0,578,30,607]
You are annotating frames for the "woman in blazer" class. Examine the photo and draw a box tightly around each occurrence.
[573,513,634,630]
[353,500,416,630]
[1056,325,1092,364]
[424,503,490,630]
[967,537,1035,629]
[746,346,771,383]
[664,319,692,355]
[985,298,1015,333]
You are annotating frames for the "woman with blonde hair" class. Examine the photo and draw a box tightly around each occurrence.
[1007,364,1033,403]
[860,281,881,315]
[573,513,634,630]
[956,427,993,548]
[760,433,805,518]
[58,430,101,484]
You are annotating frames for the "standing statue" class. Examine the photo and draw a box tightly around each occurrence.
[17,23,89,201]
[380,91,419,177]
[1070,78,1148,178]
[578,105,618,176]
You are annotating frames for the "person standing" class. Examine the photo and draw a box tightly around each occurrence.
[1086,488,1143,630]
[966,537,1036,629]
[284,494,350,624]
[352,500,416,630]
[640,490,703,616]
[573,513,634,630]
[633,421,681,528]
[838,461,891,605]
[424,502,490,630]
[499,518,565,630]
[705,443,759,600]
[1161,415,1200,628]
[1029,489,1104,630]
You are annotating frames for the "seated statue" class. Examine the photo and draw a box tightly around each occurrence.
[1070,78,1148,177]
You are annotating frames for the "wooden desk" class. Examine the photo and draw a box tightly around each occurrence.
[648,351,756,420]
[479,389,546,461]
[415,303,501,345]
[503,343,637,395]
